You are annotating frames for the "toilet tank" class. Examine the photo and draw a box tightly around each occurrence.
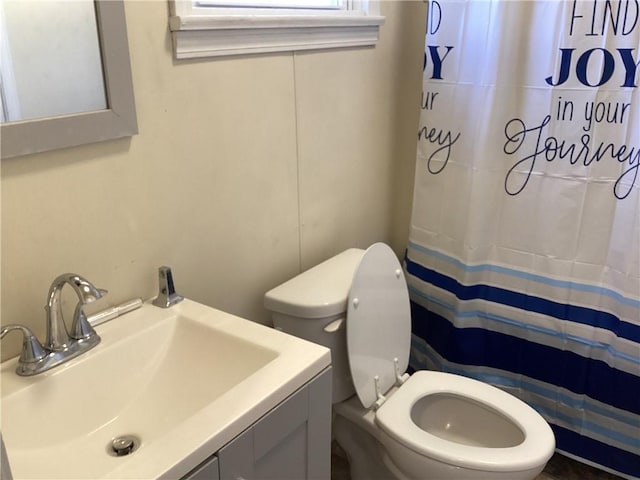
[264,248,365,403]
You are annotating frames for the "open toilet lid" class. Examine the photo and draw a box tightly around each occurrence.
[347,243,411,409]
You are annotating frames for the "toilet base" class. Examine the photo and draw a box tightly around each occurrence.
[334,411,469,480]
[333,414,395,480]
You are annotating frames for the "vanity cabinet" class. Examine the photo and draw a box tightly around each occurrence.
[184,456,219,480]
[183,368,332,480]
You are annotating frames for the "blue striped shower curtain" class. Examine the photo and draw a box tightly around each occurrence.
[407,1,639,478]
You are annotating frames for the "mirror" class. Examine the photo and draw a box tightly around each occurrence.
[1,0,106,122]
[0,0,138,159]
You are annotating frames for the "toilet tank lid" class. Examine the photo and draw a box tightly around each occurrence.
[264,249,365,319]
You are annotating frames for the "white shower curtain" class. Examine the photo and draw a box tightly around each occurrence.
[407,1,639,478]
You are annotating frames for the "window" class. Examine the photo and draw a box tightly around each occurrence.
[169,0,384,59]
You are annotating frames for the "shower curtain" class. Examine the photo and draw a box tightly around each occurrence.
[407,1,639,478]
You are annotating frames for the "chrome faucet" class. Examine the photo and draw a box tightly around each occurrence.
[1,273,107,376]
[45,273,107,351]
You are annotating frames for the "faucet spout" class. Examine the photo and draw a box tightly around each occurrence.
[45,273,107,351]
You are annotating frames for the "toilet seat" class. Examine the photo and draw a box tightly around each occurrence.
[346,243,411,409]
[375,370,555,472]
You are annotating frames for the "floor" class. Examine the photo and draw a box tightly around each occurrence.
[535,453,623,480]
[331,442,625,480]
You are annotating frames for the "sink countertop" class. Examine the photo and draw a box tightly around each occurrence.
[1,299,331,479]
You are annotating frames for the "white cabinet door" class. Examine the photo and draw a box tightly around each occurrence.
[218,368,331,480]
[183,455,220,480]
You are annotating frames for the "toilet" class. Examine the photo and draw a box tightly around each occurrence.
[264,243,555,480]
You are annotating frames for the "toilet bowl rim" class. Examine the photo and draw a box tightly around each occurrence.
[375,371,556,472]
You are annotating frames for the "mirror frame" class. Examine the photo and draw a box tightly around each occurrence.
[0,0,138,159]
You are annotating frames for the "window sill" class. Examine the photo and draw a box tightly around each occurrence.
[169,13,385,59]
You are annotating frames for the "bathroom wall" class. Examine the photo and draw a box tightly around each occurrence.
[0,0,426,361]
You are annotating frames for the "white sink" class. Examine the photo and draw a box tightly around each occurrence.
[1,299,330,479]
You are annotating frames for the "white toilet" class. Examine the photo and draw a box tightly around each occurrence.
[265,243,555,480]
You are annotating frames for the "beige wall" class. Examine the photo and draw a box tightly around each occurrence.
[0,0,426,361]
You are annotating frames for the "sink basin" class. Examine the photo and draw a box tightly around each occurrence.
[1,299,330,479]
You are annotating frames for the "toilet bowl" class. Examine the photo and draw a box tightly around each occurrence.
[264,243,555,480]
[374,371,554,479]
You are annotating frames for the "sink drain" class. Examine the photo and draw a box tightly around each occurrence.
[107,435,140,457]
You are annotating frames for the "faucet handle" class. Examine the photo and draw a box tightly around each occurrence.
[152,266,184,308]
[70,303,99,341]
[0,325,47,364]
